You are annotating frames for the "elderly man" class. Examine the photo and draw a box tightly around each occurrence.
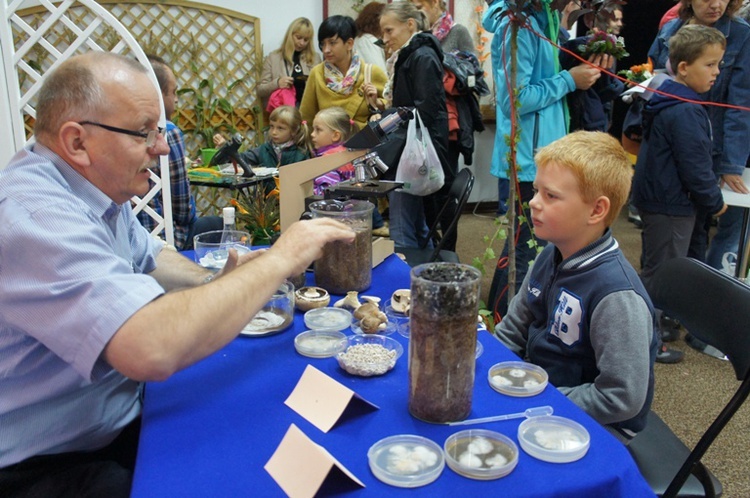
[0,52,353,497]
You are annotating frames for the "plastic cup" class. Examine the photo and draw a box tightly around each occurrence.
[193,230,252,269]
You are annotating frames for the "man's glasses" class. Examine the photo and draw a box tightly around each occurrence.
[78,121,164,149]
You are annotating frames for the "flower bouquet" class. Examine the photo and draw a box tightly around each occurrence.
[618,61,654,84]
[578,30,629,60]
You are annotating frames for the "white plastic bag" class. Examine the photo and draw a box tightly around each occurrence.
[395,110,444,196]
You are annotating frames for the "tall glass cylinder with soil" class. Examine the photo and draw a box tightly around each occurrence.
[408,263,481,423]
[310,199,374,294]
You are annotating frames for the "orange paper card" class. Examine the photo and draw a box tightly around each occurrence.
[264,424,365,498]
[284,364,378,433]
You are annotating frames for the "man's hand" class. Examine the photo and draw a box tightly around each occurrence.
[216,248,266,278]
[721,174,749,194]
[264,218,355,277]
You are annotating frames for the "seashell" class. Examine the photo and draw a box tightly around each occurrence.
[390,289,411,314]
[294,286,330,312]
[333,291,361,310]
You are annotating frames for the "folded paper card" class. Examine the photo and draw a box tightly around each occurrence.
[264,424,365,498]
[284,364,379,433]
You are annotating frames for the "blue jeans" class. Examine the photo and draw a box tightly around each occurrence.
[488,181,543,318]
[706,205,745,272]
[388,190,431,249]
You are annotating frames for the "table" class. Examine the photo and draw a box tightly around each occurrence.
[131,255,654,497]
[189,172,275,217]
[721,168,750,279]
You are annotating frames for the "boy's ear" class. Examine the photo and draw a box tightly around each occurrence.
[676,60,688,78]
[589,196,610,225]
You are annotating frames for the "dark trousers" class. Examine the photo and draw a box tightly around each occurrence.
[424,141,460,252]
[0,418,141,498]
[488,181,543,318]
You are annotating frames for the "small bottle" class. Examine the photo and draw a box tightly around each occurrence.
[220,206,238,244]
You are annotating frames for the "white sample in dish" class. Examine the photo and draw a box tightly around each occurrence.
[385,444,440,475]
[508,368,527,378]
[467,436,494,455]
[485,453,509,468]
[534,429,586,451]
[524,379,541,388]
[491,375,513,387]
[457,452,484,468]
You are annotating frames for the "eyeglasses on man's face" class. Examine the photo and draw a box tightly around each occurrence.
[78,121,164,149]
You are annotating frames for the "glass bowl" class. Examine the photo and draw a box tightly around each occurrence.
[443,428,519,480]
[336,334,403,376]
[193,230,252,269]
[241,281,294,336]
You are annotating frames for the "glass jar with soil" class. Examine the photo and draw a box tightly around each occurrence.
[408,263,481,423]
[310,199,374,294]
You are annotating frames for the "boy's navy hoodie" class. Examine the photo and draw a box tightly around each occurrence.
[632,78,724,216]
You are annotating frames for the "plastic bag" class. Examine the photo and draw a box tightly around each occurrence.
[395,110,444,196]
[266,87,296,113]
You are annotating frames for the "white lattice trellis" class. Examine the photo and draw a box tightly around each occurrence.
[0,0,174,245]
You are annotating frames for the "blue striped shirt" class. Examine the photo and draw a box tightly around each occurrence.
[0,143,165,467]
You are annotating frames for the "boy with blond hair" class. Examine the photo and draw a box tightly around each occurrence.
[495,131,657,443]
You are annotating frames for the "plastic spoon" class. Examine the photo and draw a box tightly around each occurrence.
[448,405,554,426]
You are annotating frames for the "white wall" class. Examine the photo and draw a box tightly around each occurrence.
[204,1,323,56]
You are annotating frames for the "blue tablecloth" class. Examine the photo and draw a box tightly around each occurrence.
[131,254,654,497]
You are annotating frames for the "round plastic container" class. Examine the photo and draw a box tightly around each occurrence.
[475,340,484,359]
[368,435,445,488]
[294,330,347,358]
[443,429,519,480]
[303,307,352,331]
[517,415,590,463]
[336,334,403,377]
[488,361,548,397]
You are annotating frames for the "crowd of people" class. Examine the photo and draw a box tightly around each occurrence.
[1,0,749,495]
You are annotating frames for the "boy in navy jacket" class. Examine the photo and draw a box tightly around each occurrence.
[632,24,727,360]
[496,131,658,443]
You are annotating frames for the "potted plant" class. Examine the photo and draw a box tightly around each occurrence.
[231,179,280,246]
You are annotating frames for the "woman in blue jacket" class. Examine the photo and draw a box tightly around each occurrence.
[482,0,604,318]
[649,0,750,270]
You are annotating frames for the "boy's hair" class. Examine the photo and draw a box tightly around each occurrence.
[269,105,308,150]
[534,131,631,227]
[668,24,726,71]
[145,54,170,94]
[281,18,316,66]
[314,106,358,143]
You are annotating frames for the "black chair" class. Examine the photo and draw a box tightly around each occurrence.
[628,257,750,498]
[394,168,474,267]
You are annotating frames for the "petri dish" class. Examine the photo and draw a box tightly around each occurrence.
[443,429,519,480]
[368,434,445,488]
[303,307,352,331]
[488,361,548,397]
[294,330,347,358]
[517,415,590,463]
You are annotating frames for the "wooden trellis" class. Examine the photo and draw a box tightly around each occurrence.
[14,0,264,159]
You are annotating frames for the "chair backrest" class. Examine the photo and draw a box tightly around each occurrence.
[424,168,475,260]
[647,257,750,496]
[0,0,173,245]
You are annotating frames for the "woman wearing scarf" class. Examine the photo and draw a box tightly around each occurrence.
[411,0,475,53]
[299,15,387,130]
